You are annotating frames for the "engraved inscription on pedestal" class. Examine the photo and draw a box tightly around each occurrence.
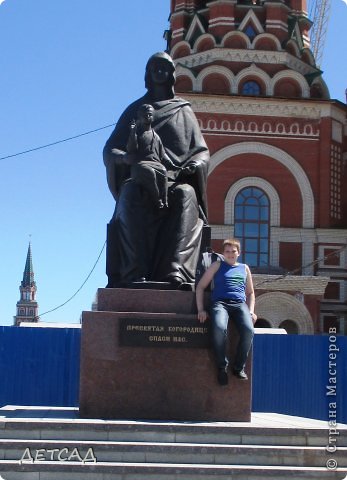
[119,318,210,348]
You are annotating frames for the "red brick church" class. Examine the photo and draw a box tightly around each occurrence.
[167,0,347,334]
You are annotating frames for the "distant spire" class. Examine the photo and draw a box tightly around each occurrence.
[21,242,35,288]
[14,241,39,326]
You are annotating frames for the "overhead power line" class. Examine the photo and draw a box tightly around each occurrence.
[35,243,346,321]
[0,123,116,161]
[35,240,106,321]
[254,244,347,289]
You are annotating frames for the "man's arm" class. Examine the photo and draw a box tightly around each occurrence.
[196,262,220,323]
[245,265,257,323]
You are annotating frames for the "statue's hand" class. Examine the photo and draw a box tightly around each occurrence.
[178,162,197,177]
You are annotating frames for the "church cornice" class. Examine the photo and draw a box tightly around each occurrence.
[199,118,319,140]
[181,94,346,122]
[174,47,318,77]
[253,275,329,296]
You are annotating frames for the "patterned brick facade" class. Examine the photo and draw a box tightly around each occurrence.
[168,0,347,334]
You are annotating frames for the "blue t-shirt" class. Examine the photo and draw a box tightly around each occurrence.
[212,261,247,303]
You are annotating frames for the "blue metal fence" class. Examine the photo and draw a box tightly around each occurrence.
[252,334,347,423]
[0,326,346,422]
[0,326,80,407]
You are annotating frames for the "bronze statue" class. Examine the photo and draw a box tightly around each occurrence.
[103,52,210,288]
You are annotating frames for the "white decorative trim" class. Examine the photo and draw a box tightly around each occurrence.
[302,34,310,48]
[332,121,343,143]
[203,133,319,142]
[172,28,186,40]
[223,177,280,226]
[208,142,314,228]
[198,117,319,138]
[185,94,318,117]
[186,15,206,43]
[266,25,289,33]
[171,40,191,59]
[266,22,288,34]
[209,17,235,25]
[270,70,310,98]
[209,21,236,28]
[183,94,344,121]
[326,106,346,123]
[302,241,315,275]
[255,292,314,334]
[192,64,311,97]
[210,225,347,273]
[235,64,271,94]
[173,48,318,76]
[238,9,264,35]
[175,64,196,85]
[270,237,280,268]
[269,227,347,244]
[210,224,233,240]
[173,0,190,9]
[222,31,251,49]
[196,65,234,93]
[193,33,216,53]
[266,19,288,30]
[252,33,282,51]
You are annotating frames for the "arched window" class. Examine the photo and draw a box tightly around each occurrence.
[242,80,261,96]
[234,187,270,268]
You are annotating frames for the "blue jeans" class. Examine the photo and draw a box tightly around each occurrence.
[210,300,254,371]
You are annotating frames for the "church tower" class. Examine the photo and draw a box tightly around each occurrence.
[14,243,39,326]
[167,0,347,335]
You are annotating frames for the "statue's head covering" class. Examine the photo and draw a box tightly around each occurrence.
[145,51,176,97]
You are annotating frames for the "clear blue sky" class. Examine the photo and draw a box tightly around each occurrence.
[1,1,346,326]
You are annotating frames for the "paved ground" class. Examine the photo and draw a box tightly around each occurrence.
[0,405,346,430]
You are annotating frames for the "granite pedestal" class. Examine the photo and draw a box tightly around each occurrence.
[79,288,252,421]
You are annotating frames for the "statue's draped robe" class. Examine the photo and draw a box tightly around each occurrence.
[103,95,210,285]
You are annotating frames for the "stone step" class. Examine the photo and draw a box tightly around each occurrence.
[0,418,341,448]
[0,411,346,479]
[0,460,346,480]
[1,439,344,468]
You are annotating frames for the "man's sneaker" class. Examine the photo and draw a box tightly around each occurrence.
[217,368,228,386]
[232,368,248,380]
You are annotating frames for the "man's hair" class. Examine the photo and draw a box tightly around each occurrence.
[223,238,241,253]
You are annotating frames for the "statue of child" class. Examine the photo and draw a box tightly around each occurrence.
[126,104,177,208]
